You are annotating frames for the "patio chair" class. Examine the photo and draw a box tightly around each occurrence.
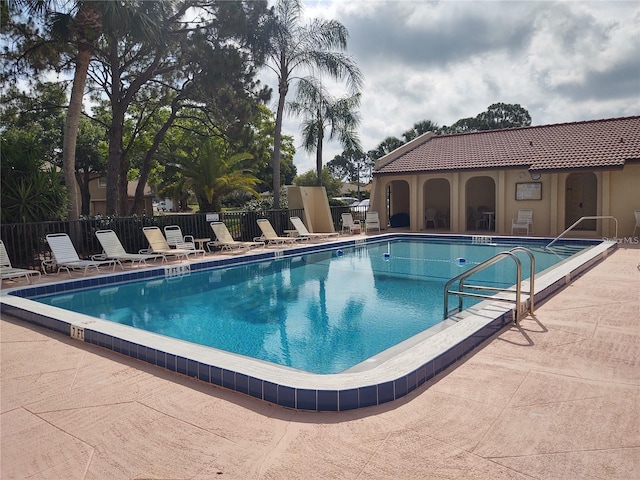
[365,211,381,233]
[256,219,306,245]
[95,230,163,268]
[0,240,41,284]
[142,226,197,262]
[633,209,640,238]
[511,209,534,235]
[210,222,265,252]
[425,208,438,228]
[163,225,206,257]
[341,213,361,234]
[289,216,339,241]
[46,233,117,277]
[468,207,488,230]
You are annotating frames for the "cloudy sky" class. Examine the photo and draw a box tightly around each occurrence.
[266,0,640,176]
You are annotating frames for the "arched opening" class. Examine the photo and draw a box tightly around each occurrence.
[387,180,410,228]
[423,178,451,229]
[565,172,598,230]
[465,176,496,231]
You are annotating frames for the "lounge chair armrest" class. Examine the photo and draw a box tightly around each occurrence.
[41,259,56,275]
[91,253,107,261]
[138,248,151,254]
[184,235,195,243]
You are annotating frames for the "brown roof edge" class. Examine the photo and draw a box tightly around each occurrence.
[374,131,437,170]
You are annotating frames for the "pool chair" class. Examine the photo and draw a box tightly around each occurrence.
[468,207,488,230]
[163,225,206,256]
[425,208,438,228]
[365,211,381,233]
[633,209,640,238]
[256,219,306,246]
[511,209,534,235]
[341,213,361,234]
[45,233,117,277]
[289,216,339,241]
[95,230,164,268]
[142,227,198,262]
[0,240,41,284]
[210,222,265,252]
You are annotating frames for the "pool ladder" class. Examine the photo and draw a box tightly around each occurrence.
[444,247,535,324]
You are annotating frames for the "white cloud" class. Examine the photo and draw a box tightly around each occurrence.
[265,0,640,176]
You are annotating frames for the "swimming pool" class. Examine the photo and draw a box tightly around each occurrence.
[1,233,615,411]
[32,239,582,374]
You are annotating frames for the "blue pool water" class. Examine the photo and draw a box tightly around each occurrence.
[34,239,584,374]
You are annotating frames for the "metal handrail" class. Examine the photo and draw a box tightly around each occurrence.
[546,215,618,249]
[443,247,535,324]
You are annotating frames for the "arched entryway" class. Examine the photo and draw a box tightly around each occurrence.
[387,180,410,228]
[565,172,597,230]
[423,178,451,229]
[465,176,496,231]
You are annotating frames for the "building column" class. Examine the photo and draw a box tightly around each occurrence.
[452,173,460,232]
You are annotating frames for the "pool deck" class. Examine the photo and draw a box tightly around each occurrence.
[1,242,639,479]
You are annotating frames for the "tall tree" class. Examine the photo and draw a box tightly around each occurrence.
[368,136,404,161]
[88,1,270,215]
[442,103,532,134]
[5,0,105,221]
[264,0,362,206]
[288,77,361,186]
[476,102,532,130]
[402,119,439,142]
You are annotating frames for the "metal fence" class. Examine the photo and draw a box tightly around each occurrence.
[0,206,359,270]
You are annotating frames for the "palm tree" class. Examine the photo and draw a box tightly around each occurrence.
[288,77,361,186]
[166,138,261,212]
[9,0,104,221]
[265,0,363,207]
[7,1,165,220]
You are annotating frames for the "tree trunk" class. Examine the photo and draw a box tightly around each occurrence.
[272,74,288,208]
[63,47,91,221]
[76,170,92,216]
[316,124,324,186]
[131,100,179,215]
[117,153,129,215]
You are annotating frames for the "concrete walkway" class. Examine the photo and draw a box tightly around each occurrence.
[1,245,639,479]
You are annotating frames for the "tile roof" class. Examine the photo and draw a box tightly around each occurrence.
[374,116,640,175]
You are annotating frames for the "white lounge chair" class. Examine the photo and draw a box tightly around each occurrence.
[95,230,163,268]
[0,240,41,284]
[46,233,117,277]
[341,213,361,234]
[210,222,265,252]
[365,211,381,233]
[142,227,197,262]
[511,209,534,235]
[633,209,640,238]
[256,219,305,245]
[163,225,206,256]
[289,217,339,241]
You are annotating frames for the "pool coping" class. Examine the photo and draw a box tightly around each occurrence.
[0,234,617,411]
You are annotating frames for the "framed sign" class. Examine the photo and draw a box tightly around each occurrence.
[516,182,542,200]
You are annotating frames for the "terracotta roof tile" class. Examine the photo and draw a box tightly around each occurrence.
[374,116,640,175]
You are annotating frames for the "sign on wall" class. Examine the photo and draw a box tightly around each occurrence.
[516,182,542,200]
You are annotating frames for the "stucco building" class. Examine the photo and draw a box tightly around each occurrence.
[368,116,640,239]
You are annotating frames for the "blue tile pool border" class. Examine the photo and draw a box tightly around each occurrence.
[0,234,616,411]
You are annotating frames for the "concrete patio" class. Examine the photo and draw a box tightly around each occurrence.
[1,244,639,479]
